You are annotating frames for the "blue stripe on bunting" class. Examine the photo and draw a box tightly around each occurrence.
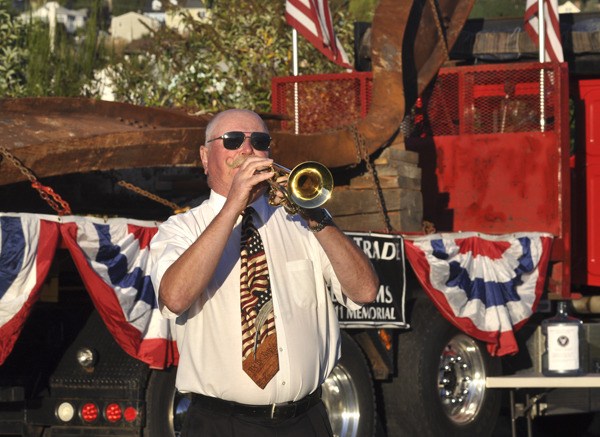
[0,217,25,300]
[429,237,536,309]
[93,223,156,309]
[431,239,449,260]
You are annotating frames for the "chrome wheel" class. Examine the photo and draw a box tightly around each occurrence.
[438,332,487,424]
[322,364,361,437]
[171,391,191,437]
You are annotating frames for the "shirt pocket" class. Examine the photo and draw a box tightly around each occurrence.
[286,259,317,308]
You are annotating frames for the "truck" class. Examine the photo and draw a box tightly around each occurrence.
[2,0,600,436]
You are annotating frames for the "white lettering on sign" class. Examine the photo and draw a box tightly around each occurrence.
[376,285,393,304]
[345,306,396,320]
[352,237,402,260]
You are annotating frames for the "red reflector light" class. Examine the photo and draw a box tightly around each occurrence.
[81,403,99,422]
[124,406,138,422]
[105,403,122,422]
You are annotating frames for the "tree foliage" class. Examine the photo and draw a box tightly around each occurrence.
[469,0,525,18]
[0,0,106,98]
[0,0,28,96]
[105,0,354,112]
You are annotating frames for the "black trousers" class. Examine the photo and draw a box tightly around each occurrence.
[182,398,334,437]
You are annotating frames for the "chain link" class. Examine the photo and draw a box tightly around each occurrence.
[0,146,37,182]
[116,180,190,215]
[0,146,72,215]
[350,125,393,233]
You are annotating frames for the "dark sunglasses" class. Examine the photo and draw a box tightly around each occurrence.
[206,131,271,151]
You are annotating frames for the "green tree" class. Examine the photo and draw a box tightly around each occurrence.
[349,0,377,22]
[469,0,525,18]
[106,0,354,112]
[0,0,28,96]
[0,0,107,97]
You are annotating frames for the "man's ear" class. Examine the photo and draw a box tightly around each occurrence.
[200,146,209,173]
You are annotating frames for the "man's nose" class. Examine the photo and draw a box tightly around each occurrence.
[240,137,254,153]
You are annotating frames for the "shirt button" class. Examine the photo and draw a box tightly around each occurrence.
[279,347,283,352]
[282,381,286,386]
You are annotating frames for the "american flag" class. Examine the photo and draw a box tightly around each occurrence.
[404,232,553,356]
[524,0,563,62]
[0,214,177,368]
[285,0,352,69]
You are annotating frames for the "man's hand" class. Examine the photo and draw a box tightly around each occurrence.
[225,156,274,215]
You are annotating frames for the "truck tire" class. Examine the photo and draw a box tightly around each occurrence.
[381,297,502,437]
[322,330,377,437]
[144,366,190,437]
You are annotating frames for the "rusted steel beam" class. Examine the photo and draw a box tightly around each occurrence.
[0,0,476,185]
[0,98,206,186]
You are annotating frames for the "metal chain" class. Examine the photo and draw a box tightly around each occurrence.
[0,146,72,215]
[351,125,393,233]
[115,179,190,215]
[428,0,450,61]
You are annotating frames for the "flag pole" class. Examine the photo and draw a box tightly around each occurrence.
[538,0,545,62]
[292,29,300,135]
[538,0,546,132]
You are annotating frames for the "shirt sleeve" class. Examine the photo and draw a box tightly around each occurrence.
[149,215,197,319]
[315,236,363,312]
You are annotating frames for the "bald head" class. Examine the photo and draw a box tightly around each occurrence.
[205,109,268,146]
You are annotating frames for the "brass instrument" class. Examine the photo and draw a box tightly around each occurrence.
[266,161,334,214]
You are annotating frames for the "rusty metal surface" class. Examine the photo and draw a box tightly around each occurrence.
[0,0,476,185]
[0,97,207,186]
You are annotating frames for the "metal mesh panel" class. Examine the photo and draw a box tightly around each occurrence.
[271,72,372,134]
[271,63,561,138]
[406,63,562,138]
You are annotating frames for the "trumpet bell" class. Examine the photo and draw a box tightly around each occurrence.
[287,161,334,209]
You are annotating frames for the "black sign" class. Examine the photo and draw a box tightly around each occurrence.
[332,232,408,329]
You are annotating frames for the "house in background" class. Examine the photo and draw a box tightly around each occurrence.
[110,11,160,43]
[19,1,87,34]
[558,1,581,13]
[165,0,210,34]
[144,0,166,24]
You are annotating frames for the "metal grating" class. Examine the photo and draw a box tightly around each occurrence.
[406,62,562,138]
[271,63,563,139]
[271,72,373,134]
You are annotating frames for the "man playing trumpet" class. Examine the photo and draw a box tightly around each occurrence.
[149,108,379,437]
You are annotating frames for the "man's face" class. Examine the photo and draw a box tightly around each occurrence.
[200,111,270,197]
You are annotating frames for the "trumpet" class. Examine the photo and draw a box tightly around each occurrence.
[265,161,334,214]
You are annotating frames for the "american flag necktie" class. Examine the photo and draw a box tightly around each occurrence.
[240,207,279,388]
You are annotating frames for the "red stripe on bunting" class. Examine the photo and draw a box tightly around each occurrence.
[455,238,511,260]
[127,223,158,250]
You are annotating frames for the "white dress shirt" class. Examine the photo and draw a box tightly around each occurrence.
[149,191,361,405]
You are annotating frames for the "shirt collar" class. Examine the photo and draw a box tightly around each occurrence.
[207,190,272,226]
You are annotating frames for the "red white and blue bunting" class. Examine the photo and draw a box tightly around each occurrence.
[0,213,177,368]
[404,232,553,356]
[1,214,553,365]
